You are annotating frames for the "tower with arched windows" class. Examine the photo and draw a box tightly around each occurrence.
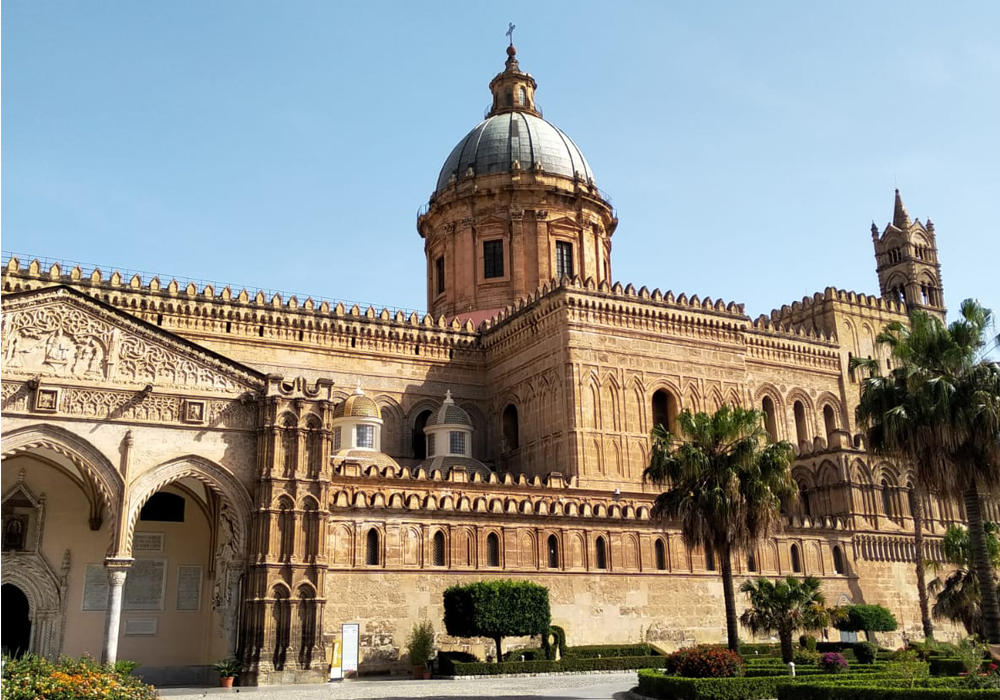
[872,189,946,319]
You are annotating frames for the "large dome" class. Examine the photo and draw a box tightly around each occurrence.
[435,112,595,193]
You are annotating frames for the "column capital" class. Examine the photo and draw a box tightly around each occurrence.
[104,556,134,571]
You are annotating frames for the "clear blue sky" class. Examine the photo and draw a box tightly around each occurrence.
[4,2,998,327]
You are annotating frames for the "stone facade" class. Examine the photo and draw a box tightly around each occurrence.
[2,46,992,685]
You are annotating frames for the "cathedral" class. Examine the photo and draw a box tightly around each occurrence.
[1,43,985,686]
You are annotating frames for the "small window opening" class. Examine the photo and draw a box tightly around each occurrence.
[654,539,667,571]
[833,546,845,574]
[790,544,802,573]
[433,531,446,567]
[595,536,608,570]
[140,492,186,522]
[547,534,559,569]
[365,528,380,566]
[486,533,500,567]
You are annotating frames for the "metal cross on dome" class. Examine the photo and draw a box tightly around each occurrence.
[506,22,515,46]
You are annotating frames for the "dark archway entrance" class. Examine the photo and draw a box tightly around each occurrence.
[2,583,31,658]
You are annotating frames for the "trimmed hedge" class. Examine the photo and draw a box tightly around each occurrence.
[776,679,1000,700]
[565,643,657,658]
[447,654,667,676]
[637,669,788,700]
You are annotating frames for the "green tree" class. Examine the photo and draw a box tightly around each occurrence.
[853,299,1000,643]
[928,523,1000,637]
[833,604,898,643]
[442,579,551,662]
[739,575,831,663]
[643,405,795,652]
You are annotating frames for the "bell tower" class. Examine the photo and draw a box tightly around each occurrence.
[872,189,945,318]
[417,42,617,320]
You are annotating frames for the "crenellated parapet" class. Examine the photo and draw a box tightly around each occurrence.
[2,257,482,362]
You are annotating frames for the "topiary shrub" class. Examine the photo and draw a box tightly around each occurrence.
[443,579,551,662]
[670,646,745,678]
[792,649,821,666]
[833,604,898,642]
[854,641,879,665]
[540,624,568,660]
[799,634,818,652]
[819,651,849,673]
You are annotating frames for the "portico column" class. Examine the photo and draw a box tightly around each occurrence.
[101,557,133,664]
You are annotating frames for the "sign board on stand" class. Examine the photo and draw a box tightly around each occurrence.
[341,623,360,679]
[327,638,343,681]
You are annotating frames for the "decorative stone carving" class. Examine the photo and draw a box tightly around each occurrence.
[1,288,263,394]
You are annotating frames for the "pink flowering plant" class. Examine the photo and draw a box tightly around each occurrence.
[818,651,849,673]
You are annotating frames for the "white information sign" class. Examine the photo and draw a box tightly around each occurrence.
[341,623,360,677]
[82,563,109,611]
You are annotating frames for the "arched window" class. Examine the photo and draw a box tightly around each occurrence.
[823,405,837,436]
[881,479,894,518]
[517,86,527,106]
[502,404,519,450]
[365,528,380,566]
[907,482,918,518]
[704,542,716,572]
[761,396,778,441]
[281,414,298,476]
[832,546,845,574]
[305,417,323,478]
[272,587,291,669]
[793,401,808,445]
[278,501,294,562]
[790,544,802,573]
[654,539,667,571]
[547,534,559,569]
[747,551,758,573]
[297,585,318,667]
[303,501,319,561]
[412,409,432,459]
[651,389,679,434]
[486,532,501,567]
[432,531,446,567]
[799,483,811,518]
[595,536,608,570]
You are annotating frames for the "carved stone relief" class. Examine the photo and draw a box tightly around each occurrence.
[2,294,261,394]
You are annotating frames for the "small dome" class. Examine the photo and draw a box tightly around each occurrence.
[425,391,472,427]
[333,384,381,419]
[435,112,594,194]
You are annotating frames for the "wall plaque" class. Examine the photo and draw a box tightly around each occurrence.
[123,558,167,611]
[82,563,109,611]
[133,532,164,552]
[176,565,203,611]
[124,618,158,636]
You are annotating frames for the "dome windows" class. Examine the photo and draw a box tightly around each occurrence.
[331,383,383,454]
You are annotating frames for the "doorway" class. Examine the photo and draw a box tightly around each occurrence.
[1,583,32,658]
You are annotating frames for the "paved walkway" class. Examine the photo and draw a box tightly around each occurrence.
[159,671,638,700]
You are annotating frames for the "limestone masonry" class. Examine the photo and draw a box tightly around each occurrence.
[1,45,985,685]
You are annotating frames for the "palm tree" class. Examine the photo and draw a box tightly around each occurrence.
[643,405,795,652]
[854,299,1000,643]
[739,575,831,663]
[928,523,1000,638]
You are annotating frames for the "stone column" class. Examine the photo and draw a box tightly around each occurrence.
[101,557,133,664]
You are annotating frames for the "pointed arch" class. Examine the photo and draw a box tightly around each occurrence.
[2,424,124,552]
[124,454,253,558]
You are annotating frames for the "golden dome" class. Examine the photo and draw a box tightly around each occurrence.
[333,383,381,419]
